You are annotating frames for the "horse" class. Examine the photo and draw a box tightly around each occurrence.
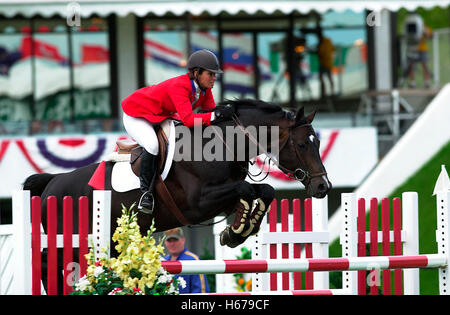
[23,98,331,292]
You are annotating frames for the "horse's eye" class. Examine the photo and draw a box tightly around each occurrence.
[298,143,306,150]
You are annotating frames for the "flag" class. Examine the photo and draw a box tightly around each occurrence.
[144,38,184,68]
[81,44,109,64]
[20,36,68,63]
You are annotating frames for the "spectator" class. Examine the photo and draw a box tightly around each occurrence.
[163,227,210,294]
[317,28,335,98]
[406,23,433,88]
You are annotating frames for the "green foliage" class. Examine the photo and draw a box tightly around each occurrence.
[397,7,450,33]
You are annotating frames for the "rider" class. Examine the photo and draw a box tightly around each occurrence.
[121,49,234,214]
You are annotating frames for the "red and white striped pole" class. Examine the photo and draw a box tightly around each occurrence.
[161,254,447,275]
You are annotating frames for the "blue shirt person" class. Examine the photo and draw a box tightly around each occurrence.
[163,228,209,294]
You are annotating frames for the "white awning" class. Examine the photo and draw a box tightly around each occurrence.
[0,0,449,18]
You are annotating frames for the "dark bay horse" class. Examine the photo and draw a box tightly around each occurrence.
[23,99,331,291]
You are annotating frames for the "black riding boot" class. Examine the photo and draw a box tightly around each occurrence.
[138,149,158,214]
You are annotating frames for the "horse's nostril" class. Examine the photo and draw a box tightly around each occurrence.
[318,183,326,192]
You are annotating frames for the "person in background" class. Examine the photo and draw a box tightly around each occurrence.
[163,227,210,294]
[407,25,433,88]
[317,27,335,98]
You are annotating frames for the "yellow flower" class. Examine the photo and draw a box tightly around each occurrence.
[77,204,171,294]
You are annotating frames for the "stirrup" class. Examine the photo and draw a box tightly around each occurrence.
[138,191,155,215]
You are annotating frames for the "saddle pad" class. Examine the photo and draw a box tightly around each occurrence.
[109,119,176,192]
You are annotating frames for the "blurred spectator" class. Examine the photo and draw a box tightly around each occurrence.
[404,14,433,88]
[317,28,335,98]
[163,227,210,294]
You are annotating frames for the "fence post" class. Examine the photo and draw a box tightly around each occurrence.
[92,190,111,260]
[312,195,329,289]
[402,192,420,295]
[340,193,358,294]
[213,215,227,293]
[252,210,269,292]
[436,191,450,295]
[12,190,32,295]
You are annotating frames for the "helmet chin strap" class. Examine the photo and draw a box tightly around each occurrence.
[194,69,207,92]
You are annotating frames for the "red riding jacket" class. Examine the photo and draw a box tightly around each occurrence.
[121,73,215,128]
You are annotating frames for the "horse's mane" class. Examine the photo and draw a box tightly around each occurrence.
[219,98,296,123]
[220,99,282,113]
[220,98,295,120]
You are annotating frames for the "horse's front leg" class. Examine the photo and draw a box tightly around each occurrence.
[221,183,275,247]
[219,181,258,248]
[198,181,257,248]
[243,184,275,237]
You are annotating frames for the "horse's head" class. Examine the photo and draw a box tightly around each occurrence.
[278,107,332,198]
[219,99,331,198]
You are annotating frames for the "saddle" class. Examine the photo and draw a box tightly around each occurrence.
[115,127,191,225]
[116,127,169,178]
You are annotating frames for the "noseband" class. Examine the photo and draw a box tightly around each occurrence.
[231,115,327,185]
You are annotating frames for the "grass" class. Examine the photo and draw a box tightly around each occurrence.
[329,140,450,294]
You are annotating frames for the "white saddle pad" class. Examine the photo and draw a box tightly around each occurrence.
[107,120,176,192]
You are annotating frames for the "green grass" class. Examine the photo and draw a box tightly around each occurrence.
[329,140,450,294]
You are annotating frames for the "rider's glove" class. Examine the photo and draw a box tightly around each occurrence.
[213,105,234,122]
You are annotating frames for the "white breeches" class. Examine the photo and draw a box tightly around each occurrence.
[122,113,159,155]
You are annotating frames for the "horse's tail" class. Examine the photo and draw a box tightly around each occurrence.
[23,173,56,197]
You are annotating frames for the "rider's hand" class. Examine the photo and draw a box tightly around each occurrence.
[213,105,234,121]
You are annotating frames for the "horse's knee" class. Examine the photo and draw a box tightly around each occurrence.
[235,181,257,200]
[254,184,275,202]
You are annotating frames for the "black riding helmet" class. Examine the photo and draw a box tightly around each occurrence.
[187,49,223,74]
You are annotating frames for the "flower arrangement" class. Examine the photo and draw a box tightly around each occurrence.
[72,204,185,295]
[233,247,252,292]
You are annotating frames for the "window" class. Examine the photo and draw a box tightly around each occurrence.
[0,16,114,133]
[294,10,368,100]
[257,32,290,103]
[143,18,188,86]
[0,19,33,122]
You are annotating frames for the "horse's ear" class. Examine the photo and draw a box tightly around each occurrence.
[295,107,305,124]
[306,110,316,124]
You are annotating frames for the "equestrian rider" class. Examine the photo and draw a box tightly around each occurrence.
[121,49,234,214]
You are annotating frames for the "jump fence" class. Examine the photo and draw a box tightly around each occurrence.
[208,191,450,295]
[0,190,111,295]
[1,187,449,295]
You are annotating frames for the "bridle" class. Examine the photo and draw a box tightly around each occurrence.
[230,115,328,185]
[276,123,328,184]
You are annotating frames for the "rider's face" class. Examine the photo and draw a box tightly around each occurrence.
[197,70,217,90]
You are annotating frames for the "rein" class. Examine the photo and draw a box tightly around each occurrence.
[231,115,327,184]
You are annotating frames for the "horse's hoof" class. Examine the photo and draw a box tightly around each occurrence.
[220,227,231,246]
[222,226,250,248]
